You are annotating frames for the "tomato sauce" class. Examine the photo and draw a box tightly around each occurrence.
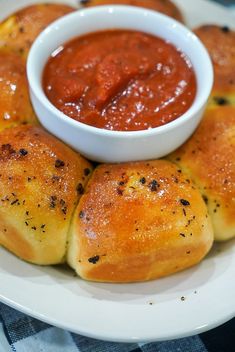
[43,30,197,131]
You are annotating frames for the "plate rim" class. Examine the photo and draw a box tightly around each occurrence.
[0,0,234,343]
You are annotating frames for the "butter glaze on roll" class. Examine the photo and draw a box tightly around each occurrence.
[169,25,235,241]
[0,50,37,131]
[0,4,74,58]
[194,25,235,101]
[67,160,213,283]
[169,106,235,241]
[0,125,92,265]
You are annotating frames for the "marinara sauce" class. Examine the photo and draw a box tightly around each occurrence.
[43,30,197,131]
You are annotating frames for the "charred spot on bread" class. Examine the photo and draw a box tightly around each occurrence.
[1,143,16,155]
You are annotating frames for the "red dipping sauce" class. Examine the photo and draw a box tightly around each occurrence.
[43,30,197,131]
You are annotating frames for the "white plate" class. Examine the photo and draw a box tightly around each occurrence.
[0,0,235,343]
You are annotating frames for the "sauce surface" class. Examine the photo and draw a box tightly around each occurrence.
[43,30,197,131]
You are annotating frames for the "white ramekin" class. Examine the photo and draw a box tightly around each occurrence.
[27,5,213,163]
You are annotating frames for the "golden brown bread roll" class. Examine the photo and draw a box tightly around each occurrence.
[168,25,235,241]
[0,4,74,59]
[0,49,37,131]
[0,125,92,265]
[67,160,213,282]
[194,25,235,100]
[168,106,235,241]
[80,0,184,23]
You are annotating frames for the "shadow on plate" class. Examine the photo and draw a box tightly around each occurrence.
[0,238,234,304]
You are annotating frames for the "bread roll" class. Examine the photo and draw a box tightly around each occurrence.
[0,4,74,58]
[0,49,37,131]
[67,160,213,282]
[194,25,235,99]
[169,106,235,241]
[80,0,184,23]
[168,25,235,241]
[0,125,92,265]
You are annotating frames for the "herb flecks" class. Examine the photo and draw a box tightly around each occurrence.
[19,148,28,156]
[117,188,123,196]
[180,199,190,206]
[214,96,229,106]
[79,210,85,219]
[149,180,159,192]
[88,255,100,264]
[84,168,91,176]
[202,195,208,204]
[139,177,146,184]
[221,25,230,33]
[50,195,57,208]
[76,183,84,195]
[55,159,65,168]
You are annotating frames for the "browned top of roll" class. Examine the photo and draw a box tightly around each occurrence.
[68,159,213,282]
[0,4,75,58]
[194,25,235,95]
[0,49,37,131]
[169,106,235,240]
[0,125,92,264]
[170,106,235,216]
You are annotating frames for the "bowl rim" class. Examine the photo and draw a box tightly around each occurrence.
[27,5,214,138]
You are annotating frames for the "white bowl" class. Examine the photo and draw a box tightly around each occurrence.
[27,5,213,163]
